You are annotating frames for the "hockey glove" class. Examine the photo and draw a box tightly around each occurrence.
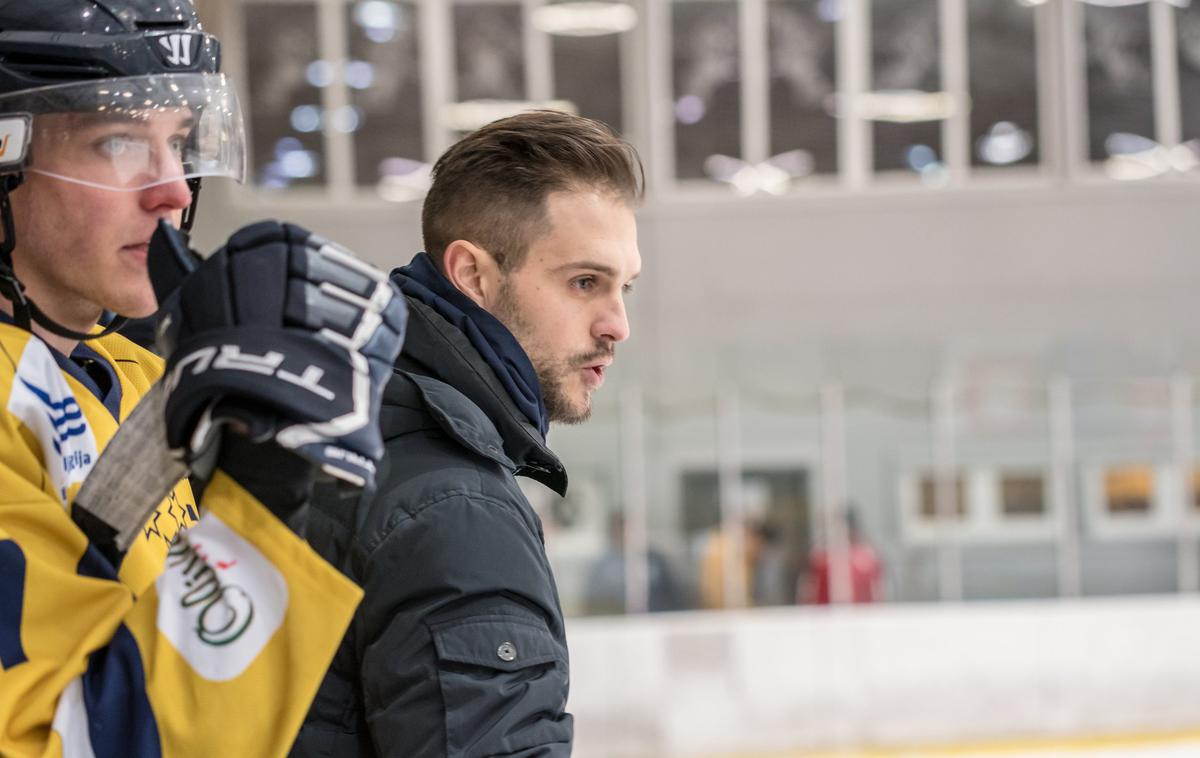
[154,220,406,490]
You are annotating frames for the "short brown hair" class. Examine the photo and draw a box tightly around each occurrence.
[422,110,644,272]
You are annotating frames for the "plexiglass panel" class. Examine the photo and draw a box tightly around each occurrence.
[968,0,1039,169]
[672,1,742,181]
[454,3,527,101]
[870,0,942,174]
[244,2,325,188]
[537,399,626,617]
[767,0,838,176]
[553,32,625,134]
[346,1,424,187]
[1084,2,1154,164]
[1179,1,1200,151]
[1071,378,1177,595]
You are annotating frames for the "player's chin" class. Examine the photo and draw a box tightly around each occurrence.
[111,287,160,320]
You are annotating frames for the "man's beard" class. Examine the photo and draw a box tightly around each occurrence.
[539,355,592,425]
[493,282,608,425]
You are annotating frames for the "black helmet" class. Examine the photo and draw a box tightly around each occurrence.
[0,0,221,92]
[0,0,247,341]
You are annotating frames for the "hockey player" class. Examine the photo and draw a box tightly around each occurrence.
[0,1,406,755]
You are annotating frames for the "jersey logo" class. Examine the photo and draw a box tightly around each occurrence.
[7,340,100,503]
[156,514,287,681]
[18,379,87,454]
[157,33,198,68]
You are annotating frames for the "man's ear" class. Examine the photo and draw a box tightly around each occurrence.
[442,240,501,308]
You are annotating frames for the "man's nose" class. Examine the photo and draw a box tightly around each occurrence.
[139,173,192,215]
[593,294,631,344]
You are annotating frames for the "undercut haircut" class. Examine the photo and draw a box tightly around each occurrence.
[422,110,644,273]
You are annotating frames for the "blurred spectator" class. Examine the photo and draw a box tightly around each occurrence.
[585,513,686,615]
[751,520,791,606]
[802,509,884,604]
[698,520,761,609]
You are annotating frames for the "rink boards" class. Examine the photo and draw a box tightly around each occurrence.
[566,597,1200,758]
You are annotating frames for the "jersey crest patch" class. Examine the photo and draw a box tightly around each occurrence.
[7,341,99,503]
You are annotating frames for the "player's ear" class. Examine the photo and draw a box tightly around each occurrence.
[442,240,501,308]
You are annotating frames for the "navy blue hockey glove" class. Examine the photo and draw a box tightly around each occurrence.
[153,220,406,490]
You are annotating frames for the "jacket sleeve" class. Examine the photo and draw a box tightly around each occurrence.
[356,492,573,758]
[0,464,363,758]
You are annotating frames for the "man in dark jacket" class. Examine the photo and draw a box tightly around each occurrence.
[292,111,644,757]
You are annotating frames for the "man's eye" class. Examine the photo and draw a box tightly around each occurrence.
[97,135,139,157]
[572,276,596,291]
[623,282,635,294]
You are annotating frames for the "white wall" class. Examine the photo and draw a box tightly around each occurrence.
[566,597,1200,757]
[199,180,1200,397]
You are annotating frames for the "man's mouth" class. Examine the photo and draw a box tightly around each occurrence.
[580,358,612,389]
[122,242,150,262]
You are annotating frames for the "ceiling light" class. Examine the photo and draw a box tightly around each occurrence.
[531,2,637,37]
[441,99,577,132]
[840,90,958,123]
[977,122,1034,165]
[1078,0,1189,7]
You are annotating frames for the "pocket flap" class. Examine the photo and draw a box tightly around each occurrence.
[430,615,562,673]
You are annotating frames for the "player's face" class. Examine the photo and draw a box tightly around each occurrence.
[490,189,640,424]
[9,110,194,326]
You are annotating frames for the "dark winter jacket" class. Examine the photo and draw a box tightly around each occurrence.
[291,296,573,758]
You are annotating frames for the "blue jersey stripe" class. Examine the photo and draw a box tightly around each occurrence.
[76,546,162,758]
[81,624,163,758]
[0,540,28,669]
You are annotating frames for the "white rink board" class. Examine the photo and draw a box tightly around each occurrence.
[566,597,1200,758]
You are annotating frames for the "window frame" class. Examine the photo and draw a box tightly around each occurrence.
[216,0,1196,207]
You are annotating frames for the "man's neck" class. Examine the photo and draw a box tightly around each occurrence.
[0,298,84,356]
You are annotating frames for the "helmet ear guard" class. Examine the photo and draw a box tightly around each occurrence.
[0,115,31,173]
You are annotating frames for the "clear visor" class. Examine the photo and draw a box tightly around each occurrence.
[0,73,246,192]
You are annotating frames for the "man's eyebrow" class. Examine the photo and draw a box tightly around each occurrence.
[552,261,640,281]
[74,112,196,131]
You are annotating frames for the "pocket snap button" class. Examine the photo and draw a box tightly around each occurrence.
[497,641,517,662]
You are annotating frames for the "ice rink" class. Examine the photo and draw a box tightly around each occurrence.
[779,734,1200,758]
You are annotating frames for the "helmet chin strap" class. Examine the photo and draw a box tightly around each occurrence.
[181,177,201,233]
[0,172,206,343]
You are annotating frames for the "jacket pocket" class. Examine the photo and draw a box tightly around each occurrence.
[429,613,571,757]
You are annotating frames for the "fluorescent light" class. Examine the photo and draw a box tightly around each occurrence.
[703,151,815,195]
[354,0,403,31]
[531,2,637,36]
[441,99,578,132]
[839,90,959,123]
[1079,0,1189,7]
[1102,136,1200,180]
[977,122,1034,165]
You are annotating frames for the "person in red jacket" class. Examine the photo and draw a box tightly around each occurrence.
[803,508,884,604]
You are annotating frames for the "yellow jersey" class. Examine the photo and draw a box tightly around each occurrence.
[0,323,362,757]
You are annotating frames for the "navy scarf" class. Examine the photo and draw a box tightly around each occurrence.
[391,253,548,438]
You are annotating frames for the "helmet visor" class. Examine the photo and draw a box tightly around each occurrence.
[0,73,245,191]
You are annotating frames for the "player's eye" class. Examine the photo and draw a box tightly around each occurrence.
[96,134,142,158]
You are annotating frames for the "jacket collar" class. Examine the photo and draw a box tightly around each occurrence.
[396,297,568,495]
